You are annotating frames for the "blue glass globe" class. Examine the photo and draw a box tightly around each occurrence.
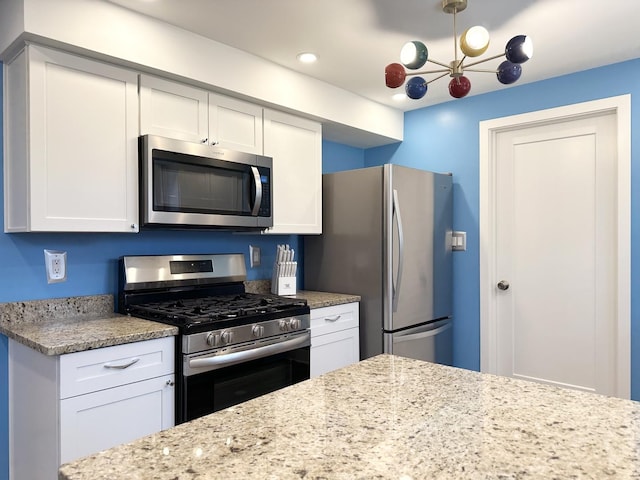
[405,77,427,99]
[505,35,533,64]
[496,61,522,84]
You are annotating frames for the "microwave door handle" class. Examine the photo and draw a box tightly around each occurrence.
[250,166,262,216]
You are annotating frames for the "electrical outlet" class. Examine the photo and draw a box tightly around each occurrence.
[44,249,67,283]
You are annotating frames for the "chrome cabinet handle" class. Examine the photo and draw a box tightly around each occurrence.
[166,379,175,387]
[201,138,208,144]
[324,315,341,322]
[497,280,510,291]
[103,358,140,370]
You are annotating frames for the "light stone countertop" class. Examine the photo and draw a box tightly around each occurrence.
[287,290,361,309]
[58,354,640,479]
[0,294,177,355]
[245,280,360,309]
[0,288,356,356]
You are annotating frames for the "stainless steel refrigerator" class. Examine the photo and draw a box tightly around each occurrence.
[304,164,453,365]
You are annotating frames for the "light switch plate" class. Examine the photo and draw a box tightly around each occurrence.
[452,231,467,251]
[249,245,261,267]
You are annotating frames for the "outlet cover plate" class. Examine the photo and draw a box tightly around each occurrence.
[44,249,67,283]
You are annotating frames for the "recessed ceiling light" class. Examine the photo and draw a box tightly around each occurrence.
[392,93,407,101]
[297,52,318,64]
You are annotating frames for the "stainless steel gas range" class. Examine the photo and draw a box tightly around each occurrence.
[118,253,310,424]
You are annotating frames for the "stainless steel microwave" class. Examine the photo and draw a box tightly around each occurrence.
[139,135,273,230]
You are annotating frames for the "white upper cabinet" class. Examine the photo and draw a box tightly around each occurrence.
[263,109,322,235]
[208,92,263,154]
[140,76,323,234]
[4,45,139,232]
[139,75,208,144]
[139,75,263,154]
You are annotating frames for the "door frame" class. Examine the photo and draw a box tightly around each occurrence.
[479,95,631,398]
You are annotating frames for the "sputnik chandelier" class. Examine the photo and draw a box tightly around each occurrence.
[385,0,533,99]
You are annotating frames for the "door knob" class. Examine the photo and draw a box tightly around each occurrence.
[497,280,510,291]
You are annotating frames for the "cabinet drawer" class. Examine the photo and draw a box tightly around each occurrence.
[310,302,359,338]
[60,337,175,399]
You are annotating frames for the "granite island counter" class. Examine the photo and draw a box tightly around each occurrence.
[59,354,640,479]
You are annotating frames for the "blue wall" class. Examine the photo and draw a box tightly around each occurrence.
[366,59,640,399]
[321,140,365,173]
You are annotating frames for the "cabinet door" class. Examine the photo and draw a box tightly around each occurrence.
[208,92,263,154]
[311,328,360,378]
[59,374,175,463]
[310,303,360,378]
[139,74,209,143]
[263,109,322,234]
[27,46,139,232]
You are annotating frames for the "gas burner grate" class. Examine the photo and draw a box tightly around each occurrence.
[126,293,307,331]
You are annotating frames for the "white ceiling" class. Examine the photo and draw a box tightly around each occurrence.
[107,0,640,112]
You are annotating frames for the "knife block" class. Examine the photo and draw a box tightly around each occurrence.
[272,276,296,295]
[271,255,297,295]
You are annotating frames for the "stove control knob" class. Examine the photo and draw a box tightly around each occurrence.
[206,333,220,347]
[220,330,234,344]
[252,325,265,337]
[279,319,289,331]
[289,318,301,330]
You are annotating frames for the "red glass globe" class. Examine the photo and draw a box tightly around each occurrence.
[385,63,406,88]
[448,76,471,98]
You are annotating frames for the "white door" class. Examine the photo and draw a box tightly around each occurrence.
[480,96,631,398]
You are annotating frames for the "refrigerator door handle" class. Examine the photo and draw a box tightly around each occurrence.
[392,188,404,312]
[392,321,452,343]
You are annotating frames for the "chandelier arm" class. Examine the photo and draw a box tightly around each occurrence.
[407,68,451,76]
[456,55,467,70]
[464,68,499,73]
[425,72,451,85]
[463,53,505,69]
[427,58,451,69]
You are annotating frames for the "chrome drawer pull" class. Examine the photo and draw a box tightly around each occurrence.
[325,315,341,322]
[103,358,140,370]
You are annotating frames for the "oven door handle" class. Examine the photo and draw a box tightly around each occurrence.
[188,333,310,372]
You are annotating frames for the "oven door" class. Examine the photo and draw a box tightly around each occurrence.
[179,331,310,423]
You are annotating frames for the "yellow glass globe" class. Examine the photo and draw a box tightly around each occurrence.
[460,26,490,57]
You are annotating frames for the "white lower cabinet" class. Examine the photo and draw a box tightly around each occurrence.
[310,302,360,378]
[9,337,175,480]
